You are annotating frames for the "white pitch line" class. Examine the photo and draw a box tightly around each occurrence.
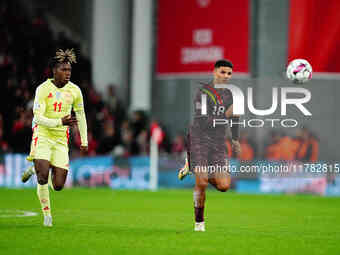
[0,210,38,218]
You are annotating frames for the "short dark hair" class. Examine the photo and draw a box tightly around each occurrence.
[214,59,233,69]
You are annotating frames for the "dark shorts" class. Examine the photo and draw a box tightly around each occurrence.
[188,126,228,177]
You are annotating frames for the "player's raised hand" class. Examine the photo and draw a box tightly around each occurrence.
[231,139,241,158]
[62,115,77,126]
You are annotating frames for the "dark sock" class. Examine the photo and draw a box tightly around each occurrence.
[195,207,204,222]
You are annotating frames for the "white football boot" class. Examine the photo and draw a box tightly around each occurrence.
[194,222,205,232]
[43,215,53,227]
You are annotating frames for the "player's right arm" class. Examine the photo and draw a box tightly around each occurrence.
[33,86,76,127]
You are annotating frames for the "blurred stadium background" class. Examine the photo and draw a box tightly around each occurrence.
[1,0,339,194]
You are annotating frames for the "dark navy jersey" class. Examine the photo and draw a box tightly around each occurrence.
[192,83,233,135]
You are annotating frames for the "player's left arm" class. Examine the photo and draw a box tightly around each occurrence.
[73,87,88,152]
[225,104,241,157]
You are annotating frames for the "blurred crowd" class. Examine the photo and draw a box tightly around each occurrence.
[235,127,319,162]
[0,1,170,158]
[0,1,89,155]
[0,1,320,162]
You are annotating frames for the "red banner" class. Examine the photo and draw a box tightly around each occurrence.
[156,0,249,76]
[288,0,340,73]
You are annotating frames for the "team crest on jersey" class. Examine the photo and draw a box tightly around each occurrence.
[56,91,61,100]
[48,92,53,98]
[63,91,73,104]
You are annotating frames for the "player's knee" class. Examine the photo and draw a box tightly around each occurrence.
[216,183,230,192]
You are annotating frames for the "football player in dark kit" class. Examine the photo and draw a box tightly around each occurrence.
[178,59,241,232]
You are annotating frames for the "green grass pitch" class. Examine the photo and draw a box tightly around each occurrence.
[0,188,339,255]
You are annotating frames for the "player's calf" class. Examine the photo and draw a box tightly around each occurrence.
[210,174,231,192]
[51,166,68,191]
[51,176,65,191]
[34,159,50,185]
[52,184,64,191]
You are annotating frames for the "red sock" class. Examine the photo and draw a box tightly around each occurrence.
[195,207,204,222]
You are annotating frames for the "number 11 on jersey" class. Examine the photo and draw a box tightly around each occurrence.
[53,102,62,112]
